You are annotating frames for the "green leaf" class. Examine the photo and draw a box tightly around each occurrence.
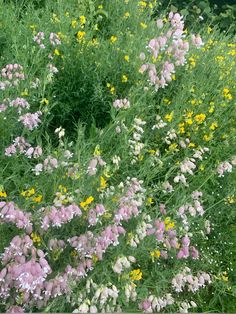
[180,9,189,16]
[170,5,177,13]
[94,9,109,19]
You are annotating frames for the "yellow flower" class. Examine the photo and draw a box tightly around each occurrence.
[138,1,147,7]
[54,49,60,56]
[29,24,36,32]
[221,272,229,282]
[0,191,7,198]
[199,164,205,171]
[59,185,67,193]
[210,122,218,130]
[223,88,233,100]
[178,125,186,133]
[225,195,235,204]
[215,56,224,62]
[146,197,154,205]
[228,50,236,56]
[124,55,129,62]
[223,88,230,94]
[130,269,142,281]
[70,249,78,257]
[31,232,41,244]
[98,4,103,9]
[110,86,116,94]
[195,113,206,124]
[163,98,171,105]
[107,83,116,94]
[77,31,86,41]
[21,89,29,96]
[165,222,175,231]
[169,143,178,151]
[41,98,49,105]
[122,75,128,83]
[92,253,98,263]
[80,196,94,209]
[124,12,130,18]
[90,38,99,46]
[33,195,43,203]
[189,57,196,68]
[71,20,77,28]
[80,15,86,26]
[21,188,35,198]
[165,111,174,122]
[94,145,101,156]
[150,249,161,260]
[186,111,193,118]
[140,22,147,29]
[207,26,212,34]
[99,176,107,190]
[87,196,94,203]
[110,36,117,43]
[209,105,215,113]
[186,118,193,125]
[224,93,233,100]
[148,149,156,155]
[138,154,144,161]
[203,134,212,141]
[164,217,170,225]
[52,13,60,23]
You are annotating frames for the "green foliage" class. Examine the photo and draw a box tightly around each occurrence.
[154,0,236,32]
[0,0,236,312]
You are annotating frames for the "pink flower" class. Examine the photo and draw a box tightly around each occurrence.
[19,111,42,130]
[191,34,204,48]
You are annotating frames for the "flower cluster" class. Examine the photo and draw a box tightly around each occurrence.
[128,117,146,164]
[217,156,236,177]
[112,255,136,274]
[19,111,42,130]
[0,2,235,312]
[9,97,30,113]
[139,293,175,312]
[41,204,82,230]
[140,13,203,91]
[33,32,46,49]
[0,235,51,302]
[73,280,120,313]
[113,98,130,110]
[5,137,42,159]
[172,267,211,293]
[0,202,32,233]
[33,156,58,175]
[0,64,25,90]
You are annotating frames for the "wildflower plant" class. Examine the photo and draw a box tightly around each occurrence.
[0,0,236,313]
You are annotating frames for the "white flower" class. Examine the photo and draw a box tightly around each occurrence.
[55,126,65,138]
[78,302,89,313]
[90,305,98,313]
[64,150,73,159]
[112,261,123,274]
[33,163,43,175]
